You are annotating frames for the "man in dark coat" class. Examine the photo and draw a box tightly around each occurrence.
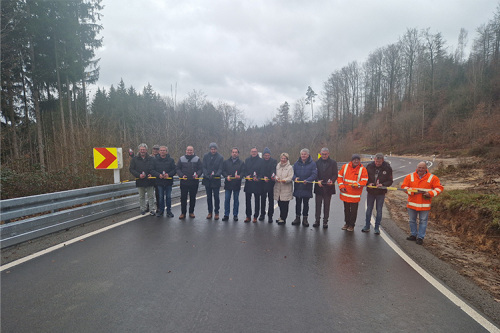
[314,147,338,228]
[129,143,156,215]
[151,146,176,217]
[151,144,160,208]
[221,147,245,221]
[244,147,263,222]
[202,142,224,220]
[292,148,318,227]
[362,153,393,234]
[176,146,203,219]
[259,147,277,223]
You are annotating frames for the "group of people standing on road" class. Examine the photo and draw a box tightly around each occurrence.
[130,143,443,244]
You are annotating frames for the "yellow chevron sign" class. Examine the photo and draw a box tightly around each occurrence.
[93,147,122,169]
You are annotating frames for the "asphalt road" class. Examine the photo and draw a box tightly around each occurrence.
[1,157,498,332]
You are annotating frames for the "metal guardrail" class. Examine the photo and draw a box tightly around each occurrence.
[0,181,180,249]
[0,161,359,249]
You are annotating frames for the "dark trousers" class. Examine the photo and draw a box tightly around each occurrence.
[206,186,220,214]
[245,192,260,218]
[315,193,332,222]
[278,200,290,221]
[295,197,310,216]
[260,188,274,218]
[180,184,199,214]
[343,201,359,227]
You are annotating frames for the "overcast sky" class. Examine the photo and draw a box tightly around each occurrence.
[91,0,498,125]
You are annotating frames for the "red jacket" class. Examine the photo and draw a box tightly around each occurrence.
[401,170,443,211]
[338,162,368,203]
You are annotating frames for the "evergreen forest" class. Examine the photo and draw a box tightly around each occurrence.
[1,0,499,199]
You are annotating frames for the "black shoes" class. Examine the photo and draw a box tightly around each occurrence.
[258,215,265,221]
[416,238,424,245]
[234,216,238,221]
[302,217,309,227]
[166,212,174,218]
[268,217,273,223]
[406,235,417,241]
[291,216,301,225]
[222,216,229,221]
[313,220,320,228]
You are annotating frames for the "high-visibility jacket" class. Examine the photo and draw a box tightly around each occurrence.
[338,162,368,203]
[401,170,443,211]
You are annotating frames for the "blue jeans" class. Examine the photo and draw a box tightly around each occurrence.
[206,187,221,214]
[157,185,172,214]
[408,208,429,239]
[224,189,240,217]
[365,193,385,228]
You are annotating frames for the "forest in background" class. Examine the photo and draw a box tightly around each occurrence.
[1,0,499,199]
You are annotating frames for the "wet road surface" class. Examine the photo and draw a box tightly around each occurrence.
[1,157,496,332]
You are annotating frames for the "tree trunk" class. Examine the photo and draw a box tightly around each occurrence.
[55,40,68,152]
[21,69,34,158]
[6,74,20,159]
[29,35,45,170]
[81,76,90,142]
[66,77,77,174]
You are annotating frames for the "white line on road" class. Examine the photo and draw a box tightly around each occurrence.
[1,187,275,272]
[0,212,156,272]
[2,190,229,271]
[1,200,180,272]
[367,204,499,332]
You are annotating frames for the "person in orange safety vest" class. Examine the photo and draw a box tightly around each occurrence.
[401,161,443,245]
[338,154,368,232]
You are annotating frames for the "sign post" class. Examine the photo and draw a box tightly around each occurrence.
[93,147,123,183]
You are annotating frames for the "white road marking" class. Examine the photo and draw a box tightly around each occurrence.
[2,200,181,271]
[2,189,231,271]
[367,203,499,332]
[6,173,493,330]
[393,174,409,181]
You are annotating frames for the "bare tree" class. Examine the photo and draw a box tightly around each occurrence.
[400,28,422,103]
[293,98,307,123]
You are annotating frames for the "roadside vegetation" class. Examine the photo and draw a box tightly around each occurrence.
[2,1,499,199]
[430,158,500,253]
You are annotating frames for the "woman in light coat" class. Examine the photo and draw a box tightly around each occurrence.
[274,152,294,225]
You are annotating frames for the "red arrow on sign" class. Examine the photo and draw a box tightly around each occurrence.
[95,148,117,169]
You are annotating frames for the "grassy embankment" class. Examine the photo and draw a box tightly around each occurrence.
[430,159,500,253]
